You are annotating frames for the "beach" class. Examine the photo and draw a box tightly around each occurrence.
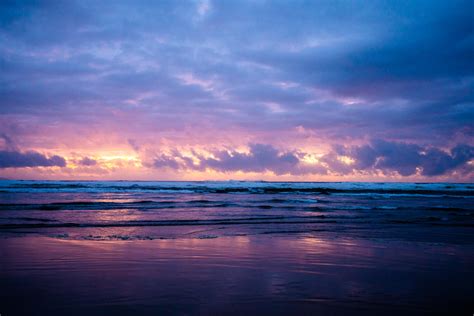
[2,1,473,314]
[1,181,473,315]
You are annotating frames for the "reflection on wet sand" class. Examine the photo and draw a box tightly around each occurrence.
[1,235,472,315]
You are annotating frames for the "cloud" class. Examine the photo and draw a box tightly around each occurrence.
[332,140,474,176]
[128,139,141,152]
[0,134,17,151]
[200,144,300,175]
[0,1,472,180]
[153,144,326,175]
[196,0,211,18]
[0,150,66,168]
[78,157,97,166]
[153,154,183,170]
[421,144,474,176]
[0,134,67,169]
[150,141,474,177]
[1,0,472,147]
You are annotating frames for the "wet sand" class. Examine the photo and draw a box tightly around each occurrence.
[1,234,473,315]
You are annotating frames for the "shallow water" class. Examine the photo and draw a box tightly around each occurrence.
[0,180,473,315]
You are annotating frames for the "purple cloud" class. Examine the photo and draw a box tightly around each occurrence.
[332,140,474,176]
[1,1,471,146]
[151,141,473,177]
[0,134,66,169]
[201,144,300,175]
[153,144,325,175]
[79,157,97,166]
[0,1,472,179]
[0,134,17,151]
[128,139,141,152]
[0,150,66,168]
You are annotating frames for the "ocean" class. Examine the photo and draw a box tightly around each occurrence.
[1,180,473,315]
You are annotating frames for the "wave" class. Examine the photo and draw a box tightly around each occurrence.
[2,215,472,230]
[0,199,472,213]
[2,186,472,196]
[0,200,174,211]
[0,180,472,196]
[0,215,334,229]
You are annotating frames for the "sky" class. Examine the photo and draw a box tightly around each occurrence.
[0,0,473,181]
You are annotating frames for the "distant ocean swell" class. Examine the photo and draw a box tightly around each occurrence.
[0,180,472,195]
